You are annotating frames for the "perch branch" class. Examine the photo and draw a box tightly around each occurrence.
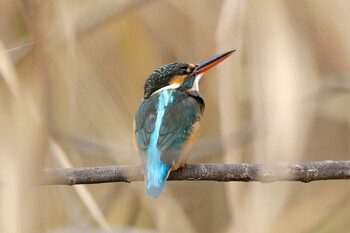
[42,160,350,185]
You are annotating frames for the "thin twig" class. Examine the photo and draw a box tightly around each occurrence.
[42,160,350,185]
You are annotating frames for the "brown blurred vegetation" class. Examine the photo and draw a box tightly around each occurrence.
[0,1,350,233]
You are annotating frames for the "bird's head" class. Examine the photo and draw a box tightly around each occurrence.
[143,50,235,99]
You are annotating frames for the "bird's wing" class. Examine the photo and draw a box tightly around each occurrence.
[134,97,157,150]
[134,90,202,165]
[158,93,201,164]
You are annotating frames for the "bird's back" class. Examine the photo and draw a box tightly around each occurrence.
[134,89,204,197]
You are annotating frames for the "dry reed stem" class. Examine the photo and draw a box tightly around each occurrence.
[50,140,110,230]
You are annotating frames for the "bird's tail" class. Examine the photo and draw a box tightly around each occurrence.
[145,163,170,197]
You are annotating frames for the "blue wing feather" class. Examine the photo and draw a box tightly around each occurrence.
[134,89,202,197]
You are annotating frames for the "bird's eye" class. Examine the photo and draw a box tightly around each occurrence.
[180,68,187,75]
[180,67,192,75]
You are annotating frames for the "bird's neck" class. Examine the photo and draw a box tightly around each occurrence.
[185,90,205,114]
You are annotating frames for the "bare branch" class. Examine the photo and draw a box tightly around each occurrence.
[42,160,350,185]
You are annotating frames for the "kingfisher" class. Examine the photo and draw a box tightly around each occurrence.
[134,50,235,197]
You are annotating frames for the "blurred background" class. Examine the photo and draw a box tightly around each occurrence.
[0,0,350,233]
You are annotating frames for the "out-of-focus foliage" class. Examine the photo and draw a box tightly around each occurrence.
[0,1,350,233]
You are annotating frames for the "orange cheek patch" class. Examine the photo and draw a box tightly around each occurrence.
[169,75,186,85]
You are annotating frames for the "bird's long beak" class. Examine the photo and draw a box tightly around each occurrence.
[193,49,236,75]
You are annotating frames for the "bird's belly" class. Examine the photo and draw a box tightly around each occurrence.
[171,120,201,170]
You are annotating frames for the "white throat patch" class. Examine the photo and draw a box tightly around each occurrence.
[192,73,203,91]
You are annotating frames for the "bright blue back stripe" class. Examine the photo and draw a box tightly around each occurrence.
[145,90,174,197]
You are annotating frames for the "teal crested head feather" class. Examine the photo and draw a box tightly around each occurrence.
[143,62,196,99]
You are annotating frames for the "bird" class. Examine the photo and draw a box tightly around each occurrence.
[134,50,235,197]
